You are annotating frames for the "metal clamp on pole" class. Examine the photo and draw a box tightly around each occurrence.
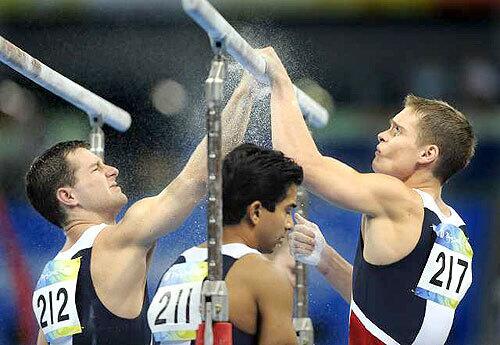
[182,0,330,128]
[198,46,230,345]
[89,115,105,161]
[294,187,315,345]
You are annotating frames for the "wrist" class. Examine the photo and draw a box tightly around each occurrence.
[270,74,293,89]
[317,245,333,274]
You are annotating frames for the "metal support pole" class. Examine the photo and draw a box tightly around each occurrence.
[294,187,315,345]
[200,47,229,345]
[89,115,105,161]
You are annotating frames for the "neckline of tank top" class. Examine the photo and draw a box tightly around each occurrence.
[54,223,109,260]
[182,243,261,261]
[413,189,464,226]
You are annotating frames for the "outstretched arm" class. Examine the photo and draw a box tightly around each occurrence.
[261,47,416,218]
[111,72,256,248]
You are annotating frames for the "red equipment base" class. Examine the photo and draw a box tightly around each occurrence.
[195,322,233,345]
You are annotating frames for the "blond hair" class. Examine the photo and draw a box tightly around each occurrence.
[404,94,476,183]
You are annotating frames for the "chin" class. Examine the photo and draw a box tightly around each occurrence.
[372,159,381,173]
[112,194,128,211]
[258,246,273,255]
[372,161,394,177]
[118,198,128,210]
[120,193,129,204]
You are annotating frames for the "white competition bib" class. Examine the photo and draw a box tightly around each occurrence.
[148,261,208,342]
[32,257,82,341]
[415,223,473,309]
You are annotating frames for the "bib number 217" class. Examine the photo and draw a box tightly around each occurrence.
[416,244,472,308]
[429,251,469,294]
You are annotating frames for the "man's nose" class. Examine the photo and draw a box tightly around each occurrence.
[377,130,388,143]
[106,165,119,177]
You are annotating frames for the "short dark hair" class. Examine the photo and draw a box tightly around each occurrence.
[26,140,90,228]
[222,143,303,225]
[405,94,476,183]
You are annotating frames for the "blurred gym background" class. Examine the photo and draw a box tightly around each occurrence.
[0,1,498,344]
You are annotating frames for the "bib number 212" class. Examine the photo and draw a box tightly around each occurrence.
[36,287,70,328]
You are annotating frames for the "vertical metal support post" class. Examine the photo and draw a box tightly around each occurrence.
[200,48,229,345]
[206,53,225,283]
[89,115,105,161]
[293,187,315,345]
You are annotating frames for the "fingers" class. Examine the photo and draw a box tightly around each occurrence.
[290,240,315,255]
[257,46,289,80]
[239,70,255,87]
[256,46,277,56]
[294,212,305,224]
[294,213,317,228]
[294,248,314,256]
[293,224,316,240]
[240,69,252,81]
[260,48,282,68]
[289,231,315,251]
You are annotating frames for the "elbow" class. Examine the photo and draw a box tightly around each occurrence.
[295,154,325,187]
[274,143,322,166]
[181,174,206,200]
[298,150,322,168]
[180,165,206,191]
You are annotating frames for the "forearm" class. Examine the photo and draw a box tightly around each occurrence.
[271,77,322,164]
[179,136,207,188]
[317,245,353,303]
[221,76,254,156]
[117,162,206,247]
[145,141,205,242]
[182,75,254,184]
[270,81,365,211]
[147,80,253,234]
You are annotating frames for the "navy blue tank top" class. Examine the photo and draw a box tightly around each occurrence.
[34,224,151,345]
[150,243,260,345]
[350,190,472,345]
[70,246,151,345]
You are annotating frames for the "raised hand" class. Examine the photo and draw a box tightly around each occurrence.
[289,213,326,266]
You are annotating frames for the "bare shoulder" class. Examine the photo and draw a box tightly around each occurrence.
[94,215,154,252]
[227,253,296,344]
[90,223,130,251]
[228,254,292,296]
[227,253,272,279]
[364,172,423,217]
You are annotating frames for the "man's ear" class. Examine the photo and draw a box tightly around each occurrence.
[418,144,439,166]
[246,201,262,226]
[56,187,78,207]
